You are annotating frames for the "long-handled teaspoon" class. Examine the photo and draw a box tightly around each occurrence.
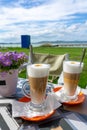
[80,48,86,67]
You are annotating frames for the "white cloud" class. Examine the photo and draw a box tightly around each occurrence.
[0,0,87,43]
[0,0,87,22]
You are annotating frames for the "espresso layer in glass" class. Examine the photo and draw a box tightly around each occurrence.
[64,72,80,96]
[28,76,48,104]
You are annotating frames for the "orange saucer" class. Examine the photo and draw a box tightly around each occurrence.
[53,87,85,105]
[19,97,55,122]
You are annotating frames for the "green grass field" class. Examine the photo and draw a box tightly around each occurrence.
[1,46,87,88]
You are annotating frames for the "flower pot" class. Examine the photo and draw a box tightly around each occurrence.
[0,69,18,97]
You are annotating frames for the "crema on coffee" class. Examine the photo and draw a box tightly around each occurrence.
[27,64,50,77]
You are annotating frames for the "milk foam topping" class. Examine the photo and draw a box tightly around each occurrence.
[63,61,83,73]
[27,64,50,77]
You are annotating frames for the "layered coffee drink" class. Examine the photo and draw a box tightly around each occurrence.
[27,64,50,106]
[63,61,83,96]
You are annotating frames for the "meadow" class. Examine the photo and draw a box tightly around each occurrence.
[0,46,87,88]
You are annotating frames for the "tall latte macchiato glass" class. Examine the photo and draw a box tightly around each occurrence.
[63,61,83,100]
[23,63,50,111]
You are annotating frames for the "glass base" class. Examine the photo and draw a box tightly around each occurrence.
[57,87,79,102]
[63,88,80,102]
[29,101,47,112]
[66,94,78,101]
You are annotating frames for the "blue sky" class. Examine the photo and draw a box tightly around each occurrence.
[0,0,87,43]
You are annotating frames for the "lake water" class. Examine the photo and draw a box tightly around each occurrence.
[0,42,87,48]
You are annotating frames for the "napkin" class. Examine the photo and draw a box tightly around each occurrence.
[12,93,61,118]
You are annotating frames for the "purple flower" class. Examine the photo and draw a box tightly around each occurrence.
[2,59,12,66]
[12,53,18,61]
[0,55,6,64]
[0,51,28,72]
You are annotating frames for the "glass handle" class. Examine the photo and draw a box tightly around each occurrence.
[22,81,30,98]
